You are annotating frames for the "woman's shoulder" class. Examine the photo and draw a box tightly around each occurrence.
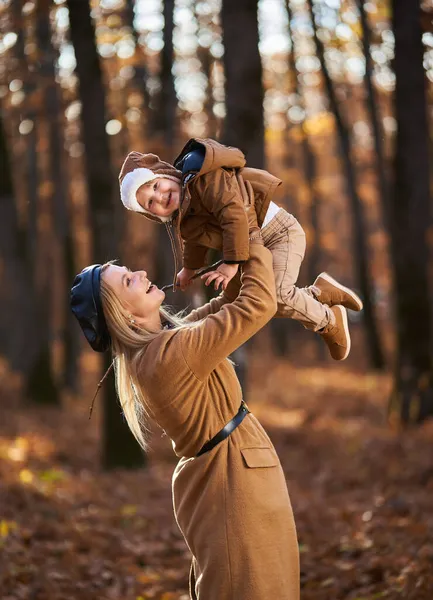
[138,328,191,377]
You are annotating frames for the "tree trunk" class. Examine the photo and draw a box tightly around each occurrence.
[278,0,325,360]
[0,114,42,378]
[67,0,144,468]
[358,0,391,230]
[388,0,433,424]
[193,4,219,139]
[221,0,264,167]
[36,0,77,391]
[221,0,265,380]
[307,0,385,369]
[25,118,61,404]
[123,0,151,137]
[151,0,176,150]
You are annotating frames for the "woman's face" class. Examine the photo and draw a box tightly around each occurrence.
[102,265,165,322]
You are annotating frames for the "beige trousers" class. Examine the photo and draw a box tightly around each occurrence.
[261,209,331,332]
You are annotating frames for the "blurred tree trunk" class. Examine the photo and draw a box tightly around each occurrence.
[358,0,390,228]
[6,0,60,402]
[193,4,219,139]
[221,0,265,380]
[151,0,176,150]
[284,0,325,360]
[0,114,43,379]
[197,44,217,139]
[36,0,77,392]
[388,0,433,424]
[123,0,151,137]
[286,1,320,285]
[221,0,264,167]
[307,0,385,370]
[67,0,144,469]
[25,117,61,405]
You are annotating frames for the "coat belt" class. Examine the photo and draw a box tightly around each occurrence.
[196,402,250,457]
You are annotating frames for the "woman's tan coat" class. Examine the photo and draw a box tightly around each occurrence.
[137,240,300,599]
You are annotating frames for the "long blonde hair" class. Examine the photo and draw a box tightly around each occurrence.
[99,263,188,450]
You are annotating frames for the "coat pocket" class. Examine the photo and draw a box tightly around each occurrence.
[241,447,279,468]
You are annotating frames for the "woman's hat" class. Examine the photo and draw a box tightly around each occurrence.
[70,265,111,352]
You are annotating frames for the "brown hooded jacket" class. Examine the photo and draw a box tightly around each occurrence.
[139,138,283,273]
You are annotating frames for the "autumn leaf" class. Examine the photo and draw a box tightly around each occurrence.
[0,520,18,538]
[39,468,67,483]
[19,469,34,484]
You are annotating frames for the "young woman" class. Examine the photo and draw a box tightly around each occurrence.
[70,220,300,599]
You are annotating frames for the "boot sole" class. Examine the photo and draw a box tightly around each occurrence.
[337,305,351,360]
[317,272,364,311]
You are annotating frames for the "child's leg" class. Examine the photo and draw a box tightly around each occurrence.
[261,209,331,331]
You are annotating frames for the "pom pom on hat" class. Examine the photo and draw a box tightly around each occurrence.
[119,151,182,219]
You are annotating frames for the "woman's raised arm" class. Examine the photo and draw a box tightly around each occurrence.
[178,238,276,380]
[184,271,241,323]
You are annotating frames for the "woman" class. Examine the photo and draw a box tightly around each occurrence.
[70,219,300,599]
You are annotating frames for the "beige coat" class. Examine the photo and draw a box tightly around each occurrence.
[137,240,300,599]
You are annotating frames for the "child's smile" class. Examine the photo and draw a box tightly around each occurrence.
[136,178,181,218]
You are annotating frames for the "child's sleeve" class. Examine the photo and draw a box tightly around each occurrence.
[179,240,277,379]
[183,242,209,271]
[193,169,250,264]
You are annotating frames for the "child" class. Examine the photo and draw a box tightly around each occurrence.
[119,138,362,360]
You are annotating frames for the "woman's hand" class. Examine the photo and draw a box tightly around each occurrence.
[176,267,196,291]
[201,263,239,291]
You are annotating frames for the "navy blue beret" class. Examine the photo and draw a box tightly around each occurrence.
[70,265,111,353]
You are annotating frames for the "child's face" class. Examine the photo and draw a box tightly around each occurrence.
[136,178,181,219]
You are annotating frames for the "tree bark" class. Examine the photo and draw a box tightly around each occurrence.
[151,0,176,150]
[67,0,144,468]
[358,0,391,230]
[36,0,77,392]
[388,0,433,424]
[221,0,264,167]
[307,0,385,369]
[0,114,43,378]
[123,0,151,137]
[220,0,265,380]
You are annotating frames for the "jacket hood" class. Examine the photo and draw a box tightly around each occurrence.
[174,138,246,178]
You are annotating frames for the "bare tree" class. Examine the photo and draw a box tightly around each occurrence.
[307,0,385,369]
[388,0,433,423]
[151,0,176,150]
[221,0,264,167]
[0,114,44,383]
[35,0,78,392]
[123,0,152,137]
[358,0,390,228]
[67,0,144,468]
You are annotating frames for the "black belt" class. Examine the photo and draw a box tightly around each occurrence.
[196,401,250,457]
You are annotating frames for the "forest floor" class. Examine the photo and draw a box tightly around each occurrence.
[1,352,433,600]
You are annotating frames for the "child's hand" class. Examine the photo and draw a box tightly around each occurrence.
[201,263,239,291]
[176,267,196,291]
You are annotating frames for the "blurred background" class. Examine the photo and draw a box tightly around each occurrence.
[0,0,433,598]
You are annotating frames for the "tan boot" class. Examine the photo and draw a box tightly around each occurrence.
[320,305,351,361]
[312,272,363,311]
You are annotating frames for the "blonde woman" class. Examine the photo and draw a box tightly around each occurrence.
[70,219,300,598]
